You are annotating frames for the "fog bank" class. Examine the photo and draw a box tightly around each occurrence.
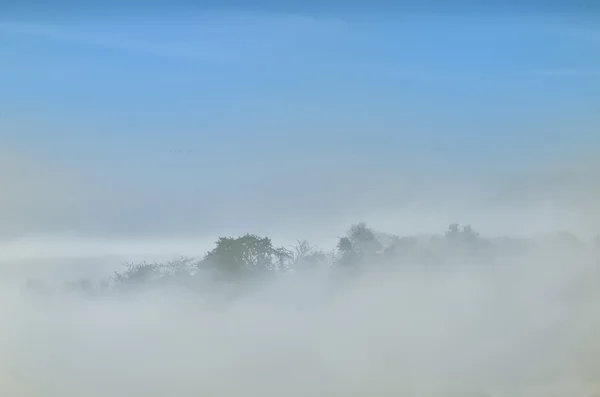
[1,230,600,397]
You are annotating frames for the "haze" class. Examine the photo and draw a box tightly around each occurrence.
[1,2,600,396]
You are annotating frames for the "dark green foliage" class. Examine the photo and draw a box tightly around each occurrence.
[61,222,597,295]
[337,223,384,267]
[112,261,161,286]
[201,234,290,279]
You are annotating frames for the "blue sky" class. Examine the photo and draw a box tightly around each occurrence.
[1,6,600,243]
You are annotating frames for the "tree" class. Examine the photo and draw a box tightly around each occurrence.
[445,223,480,244]
[336,223,383,267]
[289,240,330,270]
[111,261,161,287]
[201,234,289,279]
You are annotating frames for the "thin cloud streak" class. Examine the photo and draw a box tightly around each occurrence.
[0,21,233,62]
[533,68,600,76]
[0,13,347,63]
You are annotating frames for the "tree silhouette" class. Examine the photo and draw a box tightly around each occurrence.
[337,223,383,267]
[201,234,290,279]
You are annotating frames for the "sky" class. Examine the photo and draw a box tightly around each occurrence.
[1,3,600,258]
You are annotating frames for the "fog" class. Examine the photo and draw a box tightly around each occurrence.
[2,145,600,396]
[1,218,600,396]
[3,148,600,396]
[3,5,600,395]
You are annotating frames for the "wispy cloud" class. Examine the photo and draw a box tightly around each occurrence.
[549,26,600,44]
[0,21,233,62]
[533,68,600,77]
[0,12,350,65]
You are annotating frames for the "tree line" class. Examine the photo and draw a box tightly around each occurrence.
[24,222,599,296]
